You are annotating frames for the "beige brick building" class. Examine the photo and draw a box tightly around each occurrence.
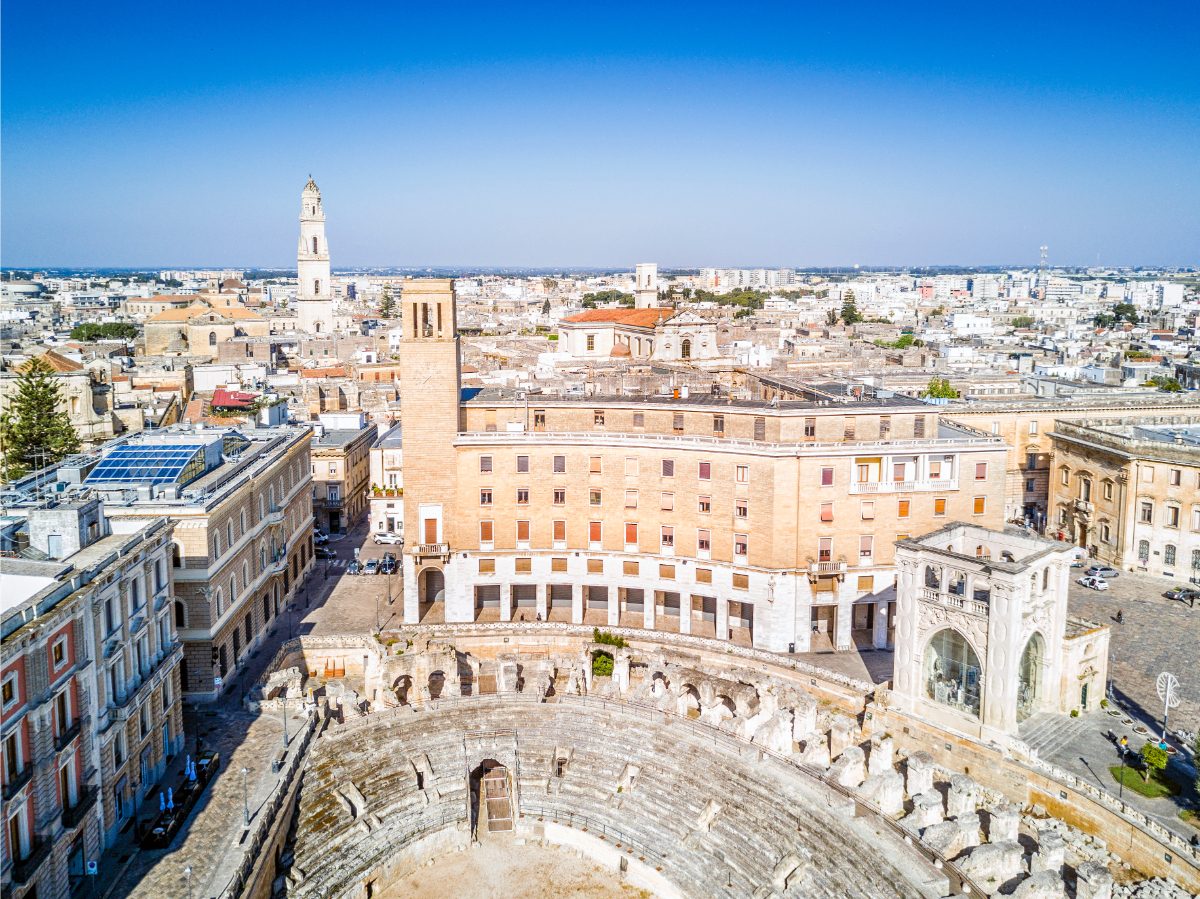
[1047,416,1200,580]
[310,413,376,534]
[399,280,1009,653]
[79,427,314,699]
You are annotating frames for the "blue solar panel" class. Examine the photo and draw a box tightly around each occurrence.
[84,443,208,487]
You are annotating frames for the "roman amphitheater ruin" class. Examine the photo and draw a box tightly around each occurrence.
[219,623,1199,899]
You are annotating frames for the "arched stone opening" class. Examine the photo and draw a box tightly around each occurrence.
[924,565,940,589]
[468,759,512,837]
[419,567,446,615]
[923,628,982,718]
[1017,633,1045,722]
[427,670,446,700]
[393,674,413,705]
[677,684,701,718]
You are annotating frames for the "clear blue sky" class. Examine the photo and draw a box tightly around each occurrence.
[3,1,1197,268]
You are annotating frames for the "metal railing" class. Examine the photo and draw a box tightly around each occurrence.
[61,785,99,830]
[849,478,957,495]
[520,802,667,868]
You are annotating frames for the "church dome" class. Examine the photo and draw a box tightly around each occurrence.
[610,342,632,357]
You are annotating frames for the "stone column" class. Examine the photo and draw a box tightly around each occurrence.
[500,583,512,622]
[535,583,548,621]
[679,594,692,635]
[834,596,852,651]
[606,587,619,627]
[571,584,583,625]
[402,557,419,624]
[873,599,890,649]
[643,591,655,630]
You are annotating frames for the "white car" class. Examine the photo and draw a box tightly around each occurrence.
[373,531,405,545]
[1076,575,1108,591]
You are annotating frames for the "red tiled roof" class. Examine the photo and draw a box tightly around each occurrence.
[562,308,672,329]
[212,387,258,408]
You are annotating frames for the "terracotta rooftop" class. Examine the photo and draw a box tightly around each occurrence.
[29,349,84,373]
[562,308,672,329]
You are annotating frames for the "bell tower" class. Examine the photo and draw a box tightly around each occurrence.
[635,262,659,308]
[295,177,335,334]
[398,278,462,623]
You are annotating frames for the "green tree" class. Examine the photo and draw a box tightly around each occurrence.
[825,309,839,326]
[1113,302,1139,324]
[70,322,138,341]
[1093,312,1116,328]
[1145,375,1183,393]
[840,292,862,324]
[541,277,558,292]
[379,286,395,319]
[0,357,82,481]
[1139,741,1168,783]
[921,376,958,399]
[541,299,551,316]
[581,290,633,308]
[1011,315,1035,328]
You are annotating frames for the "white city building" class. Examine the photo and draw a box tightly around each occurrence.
[295,177,335,335]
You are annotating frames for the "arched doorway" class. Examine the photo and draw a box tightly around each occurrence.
[923,628,982,717]
[468,760,512,837]
[419,568,445,605]
[1017,633,1045,722]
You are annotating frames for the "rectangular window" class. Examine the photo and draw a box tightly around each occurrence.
[753,417,766,441]
[1026,479,1036,492]
[1193,508,1200,531]
[732,573,749,590]
[589,521,602,543]
[1029,420,1038,434]
[975,462,988,480]
[820,502,833,522]
[1141,466,1154,483]
[673,413,685,434]
[843,418,856,440]
[660,564,675,580]
[1140,501,1153,523]
[52,636,67,668]
[698,495,711,513]
[898,499,910,518]
[696,568,713,584]
[1104,481,1113,500]
[698,461,712,480]
[859,535,873,559]
[820,467,834,486]
[479,520,494,543]
[593,410,605,427]
[552,520,566,542]
[516,520,531,542]
[879,415,891,437]
[929,461,942,479]
[589,488,602,506]
[893,462,906,482]
[590,456,602,474]
[480,489,492,506]
[553,455,566,473]
[860,501,874,520]
[632,413,645,429]
[857,575,875,592]
[586,334,595,351]
[625,457,639,477]
[516,455,529,473]
[1170,469,1181,486]
[973,496,986,515]
[1167,506,1180,527]
[553,488,566,505]
[697,529,711,551]
[587,559,604,574]
[1061,468,1070,486]
[623,560,639,576]
[804,417,816,438]
[478,558,495,574]
[734,534,748,556]
[913,417,925,438]
[515,557,532,574]
[857,464,871,483]
[661,459,675,477]
[713,415,724,435]
[534,411,546,430]
[934,497,947,516]
[735,499,748,518]
[625,489,638,508]
[735,465,749,483]
[480,456,493,473]
[625,522,639,545]
[661,526,674,547]
[661,492,674,511]
[552,557,568,572]
[517,488,530,504]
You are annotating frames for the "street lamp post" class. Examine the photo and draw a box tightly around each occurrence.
[282,693,289,749]
[241,766,250,826]
[183,865,193,899]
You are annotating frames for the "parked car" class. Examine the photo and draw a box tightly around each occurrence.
[1085,565,1119,579]
[315,546,337,560]
[379,555,397,575]
[362,559,380,576]
[373,531,405,545]
[347,560,362,575]
[1077,575,1108,591]
[1165,587,1199,606]
[313,529,330,545]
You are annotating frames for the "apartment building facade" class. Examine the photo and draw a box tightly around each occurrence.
[398,280,1009,654]
[2,503,182,898]
[368,423,404,535]
[1048,417,1200,580]
[310,413,376,535]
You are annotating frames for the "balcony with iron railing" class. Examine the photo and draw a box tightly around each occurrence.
[2,763,33,801]
[55,717,83,752]
[60,785,99,830]
[10,835,51,885]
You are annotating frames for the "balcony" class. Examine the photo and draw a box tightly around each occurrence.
[265,505,286,526]
[411,543,450,560]
[848,478,957,495]
[320,495,344,509]
[10,836,51,885]
[808,560,847,581]
[1073,498,1094,515]
[268,551,289,575]
[55,717,83,751]
[919,587,989,617]
[61,786,99,830]
[2,764,33,801]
